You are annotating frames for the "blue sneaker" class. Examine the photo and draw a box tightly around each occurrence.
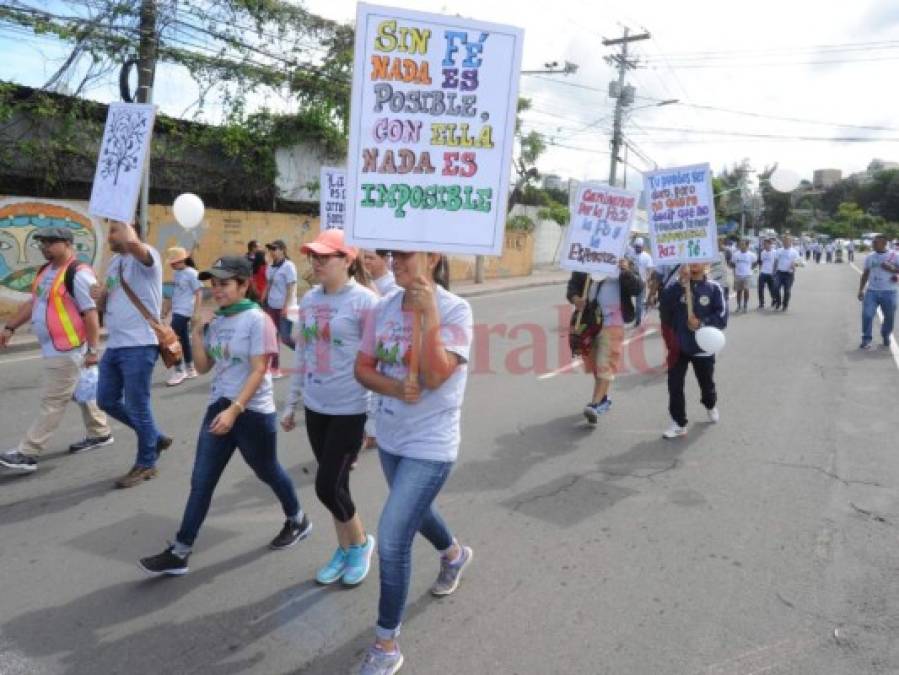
[315,547,347,585]
[342,534,375,587]
[595,397,612,414]
[358,643,403,675]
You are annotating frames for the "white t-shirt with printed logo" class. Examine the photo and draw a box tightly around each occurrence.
[361,286,473,462]
[266,260,298,309]
[775,247,800,273]
[31,262,97,359]
[731,250,757,278]
[204,307,278,414]
[104,249,163,349]
[286,280,378,416]
[172,267,203,317]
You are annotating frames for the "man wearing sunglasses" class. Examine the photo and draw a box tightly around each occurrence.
[0,226,112,475]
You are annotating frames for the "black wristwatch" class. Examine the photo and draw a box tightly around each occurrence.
[3,325,15,334]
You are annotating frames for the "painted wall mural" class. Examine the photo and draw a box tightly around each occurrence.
[0,198,104,301]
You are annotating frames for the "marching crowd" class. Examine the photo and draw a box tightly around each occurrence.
[0,221,472,675]
[0,219,896,675]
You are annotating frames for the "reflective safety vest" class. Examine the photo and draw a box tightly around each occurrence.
[31,259,88,352]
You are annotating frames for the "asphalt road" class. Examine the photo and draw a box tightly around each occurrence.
[1,260,897,675]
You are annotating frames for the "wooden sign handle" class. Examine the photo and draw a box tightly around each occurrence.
[406,252,428,383]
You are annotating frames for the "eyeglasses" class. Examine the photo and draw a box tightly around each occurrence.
[308,252,345,264]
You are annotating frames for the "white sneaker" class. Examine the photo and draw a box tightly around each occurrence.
[166,371,186,387]
[662,423,688,439]
[707,407,720,423]
[185,366,198,379]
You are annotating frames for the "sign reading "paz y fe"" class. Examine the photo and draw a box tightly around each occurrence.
[560,182,638,278]
[345,3,524,255]
[644,162,718,265]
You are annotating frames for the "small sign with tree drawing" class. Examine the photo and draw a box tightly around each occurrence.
[89,102,156,223]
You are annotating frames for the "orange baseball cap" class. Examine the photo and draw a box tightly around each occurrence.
[301,229,357,261]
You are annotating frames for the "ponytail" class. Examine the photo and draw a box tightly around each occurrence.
[349,257,372,289]
[433,255,450,290]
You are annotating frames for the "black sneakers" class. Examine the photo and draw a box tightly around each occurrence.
[0,450,37,474]
[139,546,190,576]
[68,435,114,454]
[269,515,312,550]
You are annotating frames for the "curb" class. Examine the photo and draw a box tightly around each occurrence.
[455,277,567,299]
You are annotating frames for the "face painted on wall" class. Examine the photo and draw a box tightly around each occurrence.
[0,201,99,295]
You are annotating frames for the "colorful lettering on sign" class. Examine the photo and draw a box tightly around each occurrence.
[373,118,423,143]
[370,55,432,84]
[442,31,489,68]
[430,123,494,149]
[360,183,493,217]
[372,84,478,117]
[375,20,432,54]
[362,148,437,175]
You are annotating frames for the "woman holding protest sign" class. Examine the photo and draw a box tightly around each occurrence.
[281,229,380,587]
[354,251,474,675]
[139,256,309,576]
[567,258,643,425]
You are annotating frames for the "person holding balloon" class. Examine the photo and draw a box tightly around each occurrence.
[659,263,728,439]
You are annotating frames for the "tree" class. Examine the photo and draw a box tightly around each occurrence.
[758,164,791,232]
[508,97,547,210]
[0,1,349,123]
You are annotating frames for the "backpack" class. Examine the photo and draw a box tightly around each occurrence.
[34,261,88,307]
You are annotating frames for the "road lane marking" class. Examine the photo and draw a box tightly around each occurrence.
[849,261,899,371]
[538,328,659,380]
[0,352,43,366]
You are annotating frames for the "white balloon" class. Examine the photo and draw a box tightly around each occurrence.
[173,193,205,230]
[769,169,801,193]
[695,326,726,355]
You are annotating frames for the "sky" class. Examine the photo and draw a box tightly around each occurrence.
[2,0,899,194]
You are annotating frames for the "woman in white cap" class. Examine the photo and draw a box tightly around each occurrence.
[164,247,202,386]
[139,255,309,576]
[282,229,379,587]
[354,251,474,675]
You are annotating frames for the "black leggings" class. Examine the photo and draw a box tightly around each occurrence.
[304,407,367,523]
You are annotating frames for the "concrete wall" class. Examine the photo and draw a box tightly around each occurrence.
[0,194,534,321]
[511,204,566,268]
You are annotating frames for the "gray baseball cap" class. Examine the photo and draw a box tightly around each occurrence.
[198,256,252,280]
[33,226,74,242]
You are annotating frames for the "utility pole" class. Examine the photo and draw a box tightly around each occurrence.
[136,0,157,239]
[603,28,649,187]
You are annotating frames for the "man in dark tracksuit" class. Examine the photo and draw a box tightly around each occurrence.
[659,264,728,438]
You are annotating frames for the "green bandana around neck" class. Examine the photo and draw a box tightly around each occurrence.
[215,299,259,316]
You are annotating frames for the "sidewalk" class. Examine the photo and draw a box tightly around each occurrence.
[1,269,569,355]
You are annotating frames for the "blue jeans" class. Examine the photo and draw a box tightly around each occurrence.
[376,449,455,640]
[862,289,897,344]
[171,313,193,367]
[98,345,161,468]
[774,271,795,308]
[176,398,300,547]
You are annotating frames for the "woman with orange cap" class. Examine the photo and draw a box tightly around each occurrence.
[282,229,379,587]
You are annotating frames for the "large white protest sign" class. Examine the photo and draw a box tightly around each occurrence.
[644,163,718,265]
[344,3,524,255]
[88,103,156,223]
[560,182,638,278]
[320,167,347,230]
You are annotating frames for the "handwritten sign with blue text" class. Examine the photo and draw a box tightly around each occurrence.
[644,163,718,265]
